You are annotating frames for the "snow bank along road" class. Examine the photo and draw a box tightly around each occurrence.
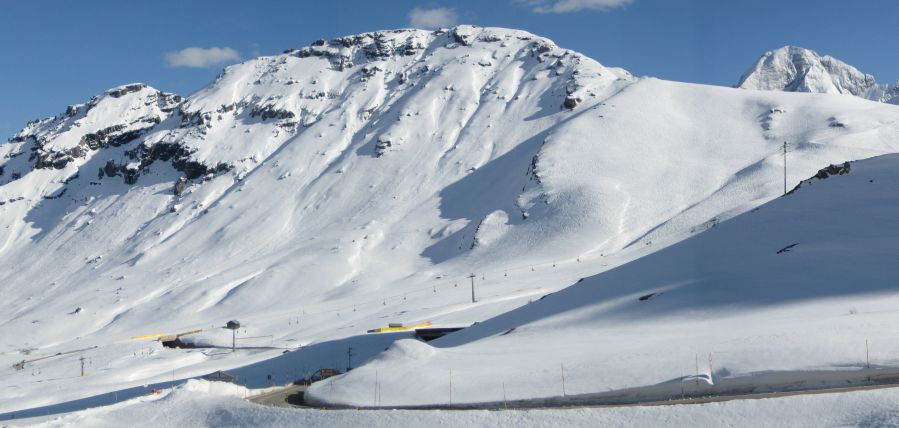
[250,365,899,410]
[247,375,899,411]
[15,379,899,427]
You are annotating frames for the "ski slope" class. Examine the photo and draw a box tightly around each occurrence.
[1,26,899,415]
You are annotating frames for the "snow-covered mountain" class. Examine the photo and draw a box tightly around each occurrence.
[2,26,899,415]
[738,45,899,104]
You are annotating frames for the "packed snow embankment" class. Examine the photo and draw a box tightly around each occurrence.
[305,153,899,408]
[19,379,899,427]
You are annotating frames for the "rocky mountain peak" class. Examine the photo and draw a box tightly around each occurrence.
[737,45,898,104]
[737,46,876,95]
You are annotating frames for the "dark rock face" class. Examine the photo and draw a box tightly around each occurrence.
[563,95,580,109]
[33,124,153,170]
[365,34,395,59]
[814,161,851,179]
[34,149,76,170]
[290,30,425,72]
[123,165,140,185]
[126,142,230,180]
[93,140,229,185]
[107,84,147,98]
[788,161,851,194]
[451,28,473,46]
[374,137,392,157]
[250,105,296,121]
[526,154,542,184]
[532,40,553,56]
[81,125,145,150]
[43,187,67,200]
[103,160,118,178]
[361,66,382,81]
[174,176,188,196]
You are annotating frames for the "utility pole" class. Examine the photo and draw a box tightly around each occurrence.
[866,339,870,369]
[225,320,240,353]
[502,381,507,408]
[468,273,477,303]
[783,141,787,195]
[80,355,85,377]
[449,368,453,406]
[560,362,567,396]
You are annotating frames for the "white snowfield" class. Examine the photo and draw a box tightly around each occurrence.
[1,25,899,421]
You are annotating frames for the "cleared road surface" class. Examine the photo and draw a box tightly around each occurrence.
[248,385,308,407]
[247,381,899,410]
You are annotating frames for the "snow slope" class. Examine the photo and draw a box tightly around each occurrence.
[738,46,899,104]
[2,26,899,414]
[308,153,899,406]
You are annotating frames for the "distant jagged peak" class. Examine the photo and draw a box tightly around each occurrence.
[737,45,877,96]
[10,83,180,139]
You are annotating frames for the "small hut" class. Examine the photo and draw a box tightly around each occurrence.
[202,370,237,383]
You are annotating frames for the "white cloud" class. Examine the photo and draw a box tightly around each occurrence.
[407,7,458,29]
[165,47,240,68]
[526,0,633,13]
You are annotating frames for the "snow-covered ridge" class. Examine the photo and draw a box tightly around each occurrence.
[5,26,631,187]
[738,45,899,104]
[3,84,182,182]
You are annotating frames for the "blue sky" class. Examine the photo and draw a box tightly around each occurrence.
[2,0,898,139]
